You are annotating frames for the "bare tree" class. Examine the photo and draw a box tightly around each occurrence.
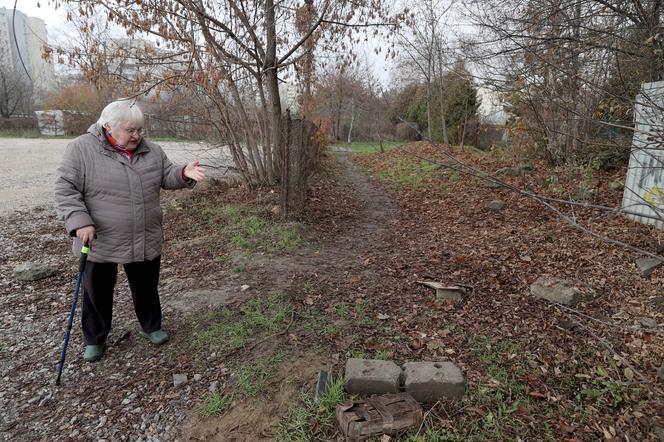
[0,64,32,118]
[394,0,455,142]
[53,0,409,192]
[463,0,663,164]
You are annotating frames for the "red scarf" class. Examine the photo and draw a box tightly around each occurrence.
[103,128,135,161]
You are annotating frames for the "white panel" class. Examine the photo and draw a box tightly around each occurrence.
[622,81,664,229]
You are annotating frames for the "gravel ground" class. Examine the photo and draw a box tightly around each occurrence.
[0,204,238,441]
[0,137,235,441]
[0,138,232,215]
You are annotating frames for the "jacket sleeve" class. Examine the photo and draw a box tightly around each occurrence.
[160,146,196,190]
[54,141,94,236]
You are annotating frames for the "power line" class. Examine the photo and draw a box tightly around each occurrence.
[12,0,32,81]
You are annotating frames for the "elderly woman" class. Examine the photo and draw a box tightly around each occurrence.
[55,99,206,362]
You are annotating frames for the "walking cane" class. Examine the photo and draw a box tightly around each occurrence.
[55,241,90,386]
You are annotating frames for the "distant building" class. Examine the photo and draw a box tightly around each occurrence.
[0,7,56,102]
[476,87,506,125]
[279,82,300,115]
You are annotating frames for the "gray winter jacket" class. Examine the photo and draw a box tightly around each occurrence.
[55,124,195,263]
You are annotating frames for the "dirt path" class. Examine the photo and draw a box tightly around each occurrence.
[0,154,398,441]
[179,154,401,439]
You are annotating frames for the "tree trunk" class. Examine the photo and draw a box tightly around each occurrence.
[426,79,432,141]
[265,0,286,214]
[347,97,355,144]
[436,46,449,144]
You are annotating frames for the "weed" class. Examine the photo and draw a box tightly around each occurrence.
[346,348,368,359]
[213,254,228,263]
[335,303,350,319]
[198,392,234,418]
[376,158,439,190]
[302,279,318,295]
[274,376,347,441]
[374,350,390,360]
[236,351,287,396]
[579,366,629,407]
[201,205,303,252]
[188,294,292,352]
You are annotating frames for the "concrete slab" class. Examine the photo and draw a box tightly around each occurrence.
[530,276,580,306]
[402,361,465,402]
[345,358,401,395]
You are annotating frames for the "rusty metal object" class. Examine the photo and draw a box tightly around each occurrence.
[336,393,423,440]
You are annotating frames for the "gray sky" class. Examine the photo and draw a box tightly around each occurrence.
[0,0,67,30]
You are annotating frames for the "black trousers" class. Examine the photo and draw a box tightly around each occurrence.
[81,256,162,345]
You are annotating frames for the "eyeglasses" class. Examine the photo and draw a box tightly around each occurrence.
[123,127,144,136]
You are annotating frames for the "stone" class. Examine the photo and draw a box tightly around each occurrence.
[209,381,219,393]
[173,374,187,387]
[574,185,596,202]
[417,281,466,300]
[486,180,503,189]
[609,180,624,191]
[193,374,202,382]
[518,161,534,171]
[658,362,664,383]
[654,424,664,442]
[402,361,465,402]
[12,262,57,281]
[640,318,658,329]
[530,276,581,306]
[486,200,506,211]
[345,358,401,395]
[496,166,524,177]
[653,297,664,312]
[636,257,664,278]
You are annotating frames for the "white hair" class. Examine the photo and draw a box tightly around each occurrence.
[97,99,144,131]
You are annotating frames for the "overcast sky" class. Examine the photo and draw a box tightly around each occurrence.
[0,0,67,29]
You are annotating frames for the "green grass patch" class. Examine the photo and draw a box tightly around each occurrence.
[274,375,347,441]
[331,140,404,153]
[198,392,234,418]
[579,366,629,408]
[454,334,548,440]
[202,205,303,252]
[236,351,287,396]
[375,158,440,190]
[188,294,293,353]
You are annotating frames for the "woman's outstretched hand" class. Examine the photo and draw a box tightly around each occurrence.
[184,160,207,182]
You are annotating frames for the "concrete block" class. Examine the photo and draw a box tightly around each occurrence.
[345,358,401,395]
[403,361,464,402]
[486,200,506,211]
[636,257,663,278]
[530,276,580,306]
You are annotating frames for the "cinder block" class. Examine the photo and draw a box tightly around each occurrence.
[403,361,464,402]
[345,358,401,395]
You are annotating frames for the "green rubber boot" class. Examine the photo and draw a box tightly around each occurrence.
[83,344,105,362]
[141,329,169,345]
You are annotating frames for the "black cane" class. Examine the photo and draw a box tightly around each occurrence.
[55,242,90,385]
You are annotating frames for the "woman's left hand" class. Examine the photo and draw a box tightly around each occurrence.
[184,160,207,181]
